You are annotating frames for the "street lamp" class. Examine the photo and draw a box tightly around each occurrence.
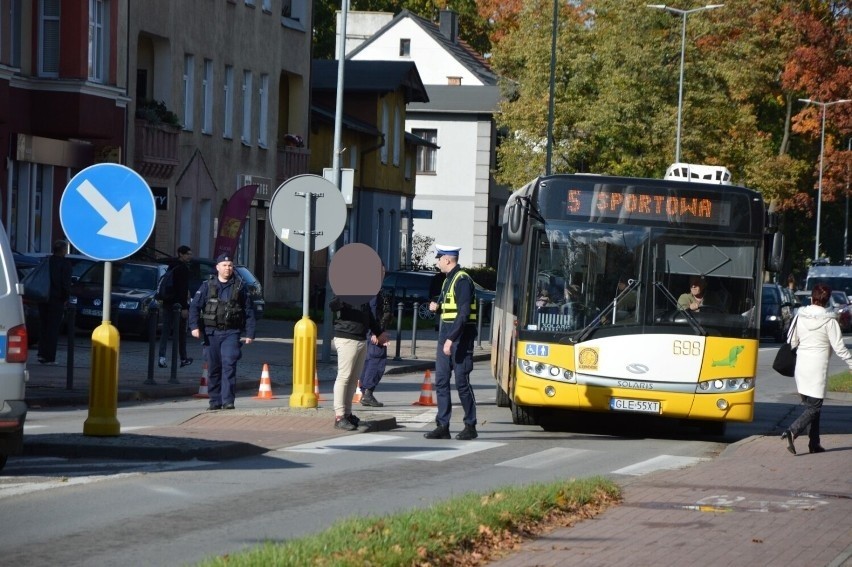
[798,98,852,262]
[647,4,724,164]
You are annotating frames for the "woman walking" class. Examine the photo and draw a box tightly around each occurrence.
[781,284,852,454]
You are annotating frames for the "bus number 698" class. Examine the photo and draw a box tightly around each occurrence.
[673,340,701,356]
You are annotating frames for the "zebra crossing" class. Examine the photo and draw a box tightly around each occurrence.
[279,432,709,475]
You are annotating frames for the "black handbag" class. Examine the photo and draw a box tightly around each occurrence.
[772,315,798,377]
[772,342,797,377]
[21,257,51,303]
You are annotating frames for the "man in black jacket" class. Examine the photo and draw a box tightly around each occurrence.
[329,295,388,430]
[158,245,193,368]
[37,239,72,365]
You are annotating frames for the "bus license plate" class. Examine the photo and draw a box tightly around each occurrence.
[610,398,660,414]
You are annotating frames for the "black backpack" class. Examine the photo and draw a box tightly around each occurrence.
[155,266,177,302]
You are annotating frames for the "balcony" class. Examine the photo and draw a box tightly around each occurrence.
[134,119,180,179]
[277,146,310,184]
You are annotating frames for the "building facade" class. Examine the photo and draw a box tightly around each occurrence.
[341,9,507,268]
[0,0,315,306]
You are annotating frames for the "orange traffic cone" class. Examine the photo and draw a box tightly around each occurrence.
[192,361,209,399]
[254,363,276,400]
[413,369,436,406]
[313,371,325,402]
[352,380,363,404]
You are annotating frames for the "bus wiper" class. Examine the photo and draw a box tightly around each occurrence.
[654,281,706,335]
[572,280,640,343]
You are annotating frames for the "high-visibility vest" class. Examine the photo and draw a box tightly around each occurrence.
[440,270,477,322]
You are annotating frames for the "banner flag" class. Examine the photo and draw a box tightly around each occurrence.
[213,184,258,259]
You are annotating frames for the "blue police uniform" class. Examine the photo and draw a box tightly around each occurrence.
[188,255,256,410]
[427,244,478,439]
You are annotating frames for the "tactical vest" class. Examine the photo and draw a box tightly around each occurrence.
[201,277,245,330]
[440,270,477,323]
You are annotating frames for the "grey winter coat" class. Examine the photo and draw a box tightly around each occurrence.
[788,304,852,399]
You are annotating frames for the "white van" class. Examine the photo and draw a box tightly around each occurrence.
[805,265,852,302]
[0,223,28,471]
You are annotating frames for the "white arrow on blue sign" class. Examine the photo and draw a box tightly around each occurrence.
[60,164,156,261]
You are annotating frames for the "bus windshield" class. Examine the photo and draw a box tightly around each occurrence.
[525,223,759,339]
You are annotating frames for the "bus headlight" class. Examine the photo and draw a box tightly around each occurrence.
[695,378,753,393]
[518,358,576,383]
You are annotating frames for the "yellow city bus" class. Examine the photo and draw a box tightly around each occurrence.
[491,172,781,435]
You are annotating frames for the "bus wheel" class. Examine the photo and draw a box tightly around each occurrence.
[511,400,539,426]
[496,384,510,407]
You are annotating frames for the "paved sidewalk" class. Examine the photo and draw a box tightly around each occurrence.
[488,433,852,567]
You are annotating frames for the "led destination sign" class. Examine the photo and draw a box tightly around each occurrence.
[559,186,732,227]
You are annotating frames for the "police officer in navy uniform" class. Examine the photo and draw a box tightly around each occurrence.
[425,244,478,440]
[188,253,256,410]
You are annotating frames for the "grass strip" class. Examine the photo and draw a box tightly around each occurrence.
[828,371,852,393]
[200,477,620,566]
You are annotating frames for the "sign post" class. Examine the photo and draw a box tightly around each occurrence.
[269,175,346,407]
[60,164,156,436]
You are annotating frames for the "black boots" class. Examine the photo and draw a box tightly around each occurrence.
[456,424,478,440]
[360,388,384,407]
[781,430,796,455]
[424,424,451,439]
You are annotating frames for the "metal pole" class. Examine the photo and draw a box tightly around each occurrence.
[66,304,75,390]
[845,138,851,260]
[393,301,403,360]
[675,11,687,163]
[145,303,157,385]
[798,98,851,262]
[410,302,419,360]
[815,104,826,262]
[545,0,558,175]
[647,5,724,163]
[168,303,180,384]
[322,0,350,363]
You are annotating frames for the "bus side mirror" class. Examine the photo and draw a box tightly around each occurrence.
[765,232,783,272]
[505,200,527,246]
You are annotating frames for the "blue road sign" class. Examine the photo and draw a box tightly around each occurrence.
[60,164,156,261]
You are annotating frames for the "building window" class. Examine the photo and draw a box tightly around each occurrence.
[281,0,305,25]
[262,0,271,12]
[258,73,269,148]
[380,100,389,164]
[274,240,299,270]
[393,107,401,166]
[88,0,106,82]
[245,0,255,6]
[202,59,213,134]
[38,0,60,77]
[183,54,195,130]
[413,129,437,173]
[448,76,462,86]
[399,38,410,57]
[1,0,22,67]
[223,65,234,139]
[241,70,252,145]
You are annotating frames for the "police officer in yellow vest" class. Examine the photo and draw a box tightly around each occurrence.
[425,244,478,440]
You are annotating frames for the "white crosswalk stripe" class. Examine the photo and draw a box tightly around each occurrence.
[611,455,709,476]
[496,447,591,469]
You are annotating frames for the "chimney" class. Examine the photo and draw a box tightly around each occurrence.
[439,9,458,43]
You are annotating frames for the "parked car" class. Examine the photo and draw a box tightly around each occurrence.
[69,260,167,338]
[179,257,265,319]
[0,231,29,471]
[382,270,494,321]
[795,290,852,332]
[760,283,793,342]
[16,253,97,346]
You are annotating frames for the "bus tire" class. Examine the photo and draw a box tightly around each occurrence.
[496,384,510,407]
[511,400,539,426]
